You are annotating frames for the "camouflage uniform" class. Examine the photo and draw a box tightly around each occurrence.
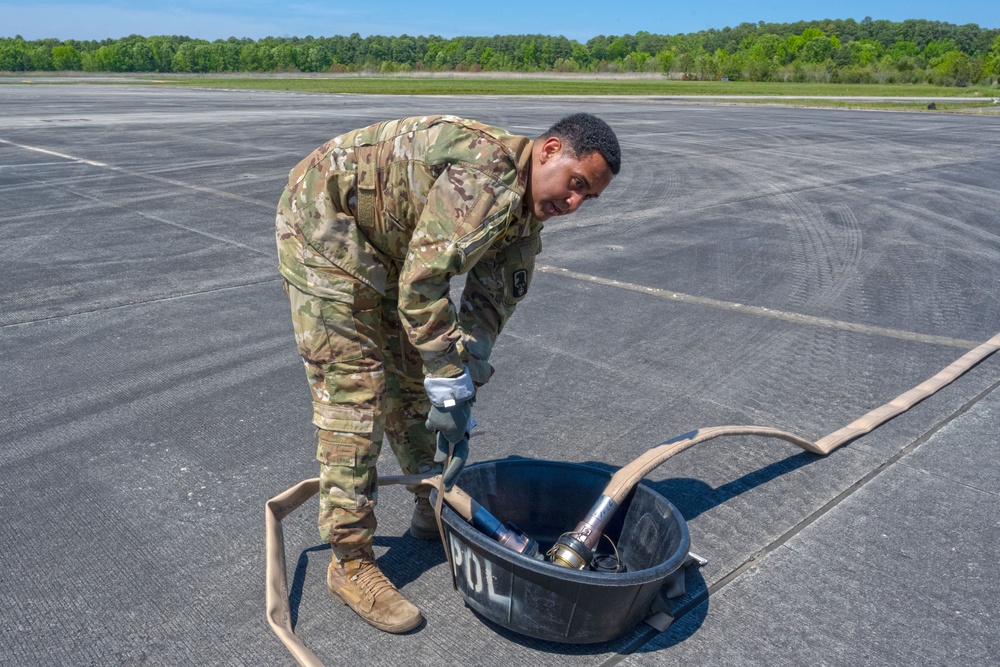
[275,116,542,558]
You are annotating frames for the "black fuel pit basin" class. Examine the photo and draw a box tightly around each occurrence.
[438,459,690,644]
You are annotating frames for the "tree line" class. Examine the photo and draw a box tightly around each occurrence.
[3,18,999,86]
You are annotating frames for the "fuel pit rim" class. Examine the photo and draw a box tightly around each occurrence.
[436,459,692,643]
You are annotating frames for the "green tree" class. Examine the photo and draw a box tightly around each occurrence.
[519,40,537,70]
[741,33,783,79]
[849,39,881,65]
[0,38,30,71]
[921,39,958,66]
[270,43,296,71]
[888,40,919,59]
[172,41,197,72]
[931,50,972,85]
[984,35,1000,82]
[676,50,695,77]
[587,35,608,62]
[28,45,53,70]
[636,31,665,55]
[131,40,156,71]
[391,35,417,65]
[90,43,129,71]
[800,35,838,63]
[51,45,83,70]
[655,48,674,73]
[606,36,629,61]
[2,21,995,79]
[627,51,651,71]
[238,42,271,71]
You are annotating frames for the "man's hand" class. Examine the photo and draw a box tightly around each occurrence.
[424,369,475,488]
[433,434,469,490]
[425,398,473,446]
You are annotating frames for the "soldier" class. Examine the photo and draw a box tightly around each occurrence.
[275,113,620,633]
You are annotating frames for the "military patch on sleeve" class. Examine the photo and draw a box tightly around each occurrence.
[512,269,528,298]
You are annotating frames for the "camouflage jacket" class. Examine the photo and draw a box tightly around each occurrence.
[276,115,542,379]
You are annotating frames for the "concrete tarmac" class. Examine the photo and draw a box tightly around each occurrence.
[1,84,998,666]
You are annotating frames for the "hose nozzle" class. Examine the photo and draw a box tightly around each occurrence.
[470,505,541,559]
[547,495,619,569]
[548,534,594,569]
[494,521,540,559]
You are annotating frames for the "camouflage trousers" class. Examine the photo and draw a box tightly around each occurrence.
[282,274,439,560]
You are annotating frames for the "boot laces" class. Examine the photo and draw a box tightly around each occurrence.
[351,560,396,600]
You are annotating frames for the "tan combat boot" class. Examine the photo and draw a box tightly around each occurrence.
[409,491,439,540]
[327,548,422,633]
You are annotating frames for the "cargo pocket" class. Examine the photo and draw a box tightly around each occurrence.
[317,430,380,507]
[286,281,364,365]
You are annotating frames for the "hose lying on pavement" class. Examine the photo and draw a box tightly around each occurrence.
[549,331,1000,568]
[267,331,1000,663]
[265,472,476,666]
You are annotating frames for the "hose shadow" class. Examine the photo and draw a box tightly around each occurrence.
[581,450,819,521]
[288,543,330,630]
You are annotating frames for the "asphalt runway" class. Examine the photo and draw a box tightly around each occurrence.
[1,84,998,666]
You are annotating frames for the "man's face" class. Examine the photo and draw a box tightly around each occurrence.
[527,137,614,222]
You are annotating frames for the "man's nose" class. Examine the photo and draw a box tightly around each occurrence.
[566,192,584,213]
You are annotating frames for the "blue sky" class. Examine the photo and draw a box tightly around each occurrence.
[3,0,997,41]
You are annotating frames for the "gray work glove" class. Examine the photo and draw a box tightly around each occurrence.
[434,433,469,491]
[424,369,475,489]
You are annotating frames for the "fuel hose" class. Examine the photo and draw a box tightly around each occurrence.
[267,330,1000,663]
[549,331,1000,567]
[264,472,477,666]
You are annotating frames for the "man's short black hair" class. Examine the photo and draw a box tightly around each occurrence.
[541,113,621,175]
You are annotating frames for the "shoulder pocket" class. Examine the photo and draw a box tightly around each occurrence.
[501,235,542,305]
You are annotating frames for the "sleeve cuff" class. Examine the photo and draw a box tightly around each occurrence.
[424,368,475,407]
[422,350,467,381]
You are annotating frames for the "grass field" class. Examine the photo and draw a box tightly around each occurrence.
[145,76,1000,99]
[5,74,999,111]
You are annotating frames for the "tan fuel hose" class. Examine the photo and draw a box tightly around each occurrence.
[265,472,476,666]
[267,331,1000,664]
[602,330,1000,504]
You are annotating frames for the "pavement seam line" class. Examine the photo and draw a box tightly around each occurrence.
[896,461,1000,498]
[598,374,1000,666]
[536,264,979,350]
[0,138,274,208]
[54,179,274,257]
[0,278,283,329]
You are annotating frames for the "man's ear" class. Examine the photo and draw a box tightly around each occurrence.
[539,136,562,163]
